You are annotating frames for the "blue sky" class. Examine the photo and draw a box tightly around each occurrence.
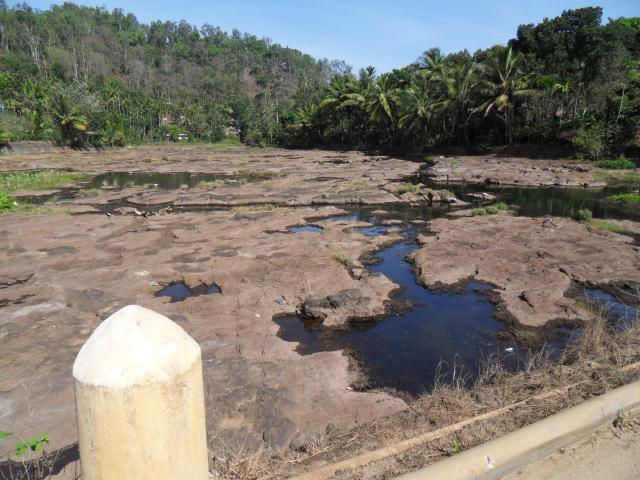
[26,0,640,72]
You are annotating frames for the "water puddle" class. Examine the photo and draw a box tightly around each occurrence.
[355,225,388,237]
[287,225,323,233]
[423,180,640,221]
[156,282,221,302]
[275,207,544,396]
[583,288,639,330]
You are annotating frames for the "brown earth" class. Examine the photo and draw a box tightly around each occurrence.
[412,215,640,330]
[1,144,640,476]
[423,154,636,187]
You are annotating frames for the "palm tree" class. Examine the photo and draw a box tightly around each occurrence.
[398,75,433,146]
[48,91,90,148]
[366,73,396,122]
[431,62,480,144]
[476,47,538,144]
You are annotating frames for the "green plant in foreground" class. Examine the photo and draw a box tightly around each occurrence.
[574,208,593,221]
[450,438,463,454]
[609,193,640,204]
[15,434,49,456]
[594,159,636,170]
[0,191,14,211]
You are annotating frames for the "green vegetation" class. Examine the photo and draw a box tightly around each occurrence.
[594,159,637,169]
[0,2,331,147]
[14,434,49,456]
[471,202,510,216]
[397,183,419,194]
[0,4,636,154]
[574,208,594,221]
[450,438,463,455]
[282,8,640,157]
[234,169,276,180]
[0,190,13,211]
[609,193,640,203]
[0,170,88,192]
[588,220,631,234]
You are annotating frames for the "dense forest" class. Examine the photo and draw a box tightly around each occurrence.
[0,3,638,158]
[283,7,640,158]
[0,1,337,146]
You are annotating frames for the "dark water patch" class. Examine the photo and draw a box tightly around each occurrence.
[287,225,323,233]
[156,282,220,302]
[92,172,266,190]
[275,205,565,397]
[355,225,388,237]
[422,180,639,221]
[583,288,639,330]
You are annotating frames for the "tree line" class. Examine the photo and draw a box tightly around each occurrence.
[281,7,639,158]
[0,4,638,158]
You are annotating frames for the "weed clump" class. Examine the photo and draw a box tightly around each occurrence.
[397,183,419,195]
[574,208,593,221]
[0,191,14,211]
[609,193,640,204]
[471,202,510,216]
[595,159,636,170]
[333,251,351,266]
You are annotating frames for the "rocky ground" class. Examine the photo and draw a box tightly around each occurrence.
[423,154,637,187]
[1,144,639,476]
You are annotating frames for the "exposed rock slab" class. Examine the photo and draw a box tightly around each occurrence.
[412,215,640,327]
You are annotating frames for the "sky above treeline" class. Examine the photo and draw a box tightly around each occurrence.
[26,0,640,72]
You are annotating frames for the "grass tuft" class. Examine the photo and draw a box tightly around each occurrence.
[397,183,419,195]
[471,202,510,216]
[0,170,89,192]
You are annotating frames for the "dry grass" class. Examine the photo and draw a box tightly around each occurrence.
[206,298,640,479]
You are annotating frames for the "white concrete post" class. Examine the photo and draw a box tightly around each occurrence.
[72,305,209,480]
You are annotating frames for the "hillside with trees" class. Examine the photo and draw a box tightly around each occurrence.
[0,3,638,158]
[0,1,336,146]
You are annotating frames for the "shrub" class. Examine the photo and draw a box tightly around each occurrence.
[594,159,636,169]
[571,125,607,160]
[574,208,593,221]
[609,193,640,203]
[0,191,14,211]
[471,202,509,216]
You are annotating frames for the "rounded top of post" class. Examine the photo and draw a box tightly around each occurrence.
[73,305,201,388]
